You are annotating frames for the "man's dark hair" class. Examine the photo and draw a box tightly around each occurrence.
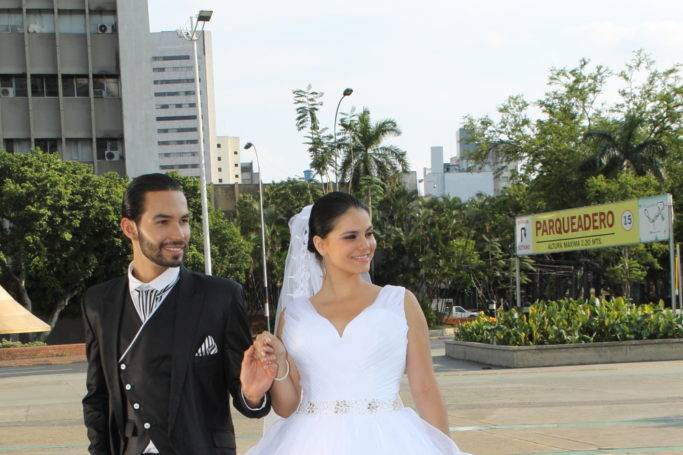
[122,173,183,222]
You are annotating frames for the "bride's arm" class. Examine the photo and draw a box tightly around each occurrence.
[255,312,301,418]
[404,290,450,436]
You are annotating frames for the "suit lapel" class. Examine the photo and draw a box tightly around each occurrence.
[168,268,206,432]
[100,277,127,435]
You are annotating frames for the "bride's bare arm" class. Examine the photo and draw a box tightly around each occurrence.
[254,312,301,417]
[404,290,450,436]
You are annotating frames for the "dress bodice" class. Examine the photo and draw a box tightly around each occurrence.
[282,285,408,402]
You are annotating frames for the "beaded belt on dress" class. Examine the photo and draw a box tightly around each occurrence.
[296,396,403,415]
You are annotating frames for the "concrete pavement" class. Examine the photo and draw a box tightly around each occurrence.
[0,341,682,454]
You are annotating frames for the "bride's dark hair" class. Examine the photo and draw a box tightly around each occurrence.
[307,192,369,260]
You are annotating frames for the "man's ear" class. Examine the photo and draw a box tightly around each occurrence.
[120,218,138,242]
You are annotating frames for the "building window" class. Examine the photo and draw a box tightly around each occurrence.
[218,179,223,183]
[61,76,90,97]
[234,174,239,179]
[217,157,221,161]
[34,139,59,153]
[57,10,86,34]
[217,143,221,148]
[93,76,120,98]
[88,11,116,34]
[159,152,198,158]
[0,10,24,33]
[64,139,93,161]
[154,91,195,97]
[155,115,197,121]
[153,79,195,85]
[157,127,198,134]
[31,75,58,97]
[26,10,55,33]
[218,167,222,172]
[160,164,199,170]
[0,75,28,97]
[233,151,238,155]
[152,55,191,61]
[96,138,122,160]
[158,140,199,146]
[3,139,31,153]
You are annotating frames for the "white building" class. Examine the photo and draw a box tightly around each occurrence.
[0,0,158,177]
[422,128,518,200]
[150,30,217,179]
[423,146,494,201]
[214,136,241,184]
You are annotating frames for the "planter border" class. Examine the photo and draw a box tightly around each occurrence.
[446,338,683,368]
[0,343,85,365]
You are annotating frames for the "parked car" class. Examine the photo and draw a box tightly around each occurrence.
[450,306,480,318]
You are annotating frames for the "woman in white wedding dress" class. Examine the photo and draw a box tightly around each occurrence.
[247,192,470,454]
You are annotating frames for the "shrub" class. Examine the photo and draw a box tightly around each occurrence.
[454,298,683,346]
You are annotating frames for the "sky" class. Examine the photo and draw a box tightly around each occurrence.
[147,0,682,182]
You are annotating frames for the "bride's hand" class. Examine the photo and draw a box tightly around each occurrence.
[254,331,287,366]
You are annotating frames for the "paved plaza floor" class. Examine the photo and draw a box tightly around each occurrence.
[0,342,682,454]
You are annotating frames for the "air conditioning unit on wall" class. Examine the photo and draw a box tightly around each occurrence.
[0,87,15,97]
[97,23,114,34]
[105,150,121,161]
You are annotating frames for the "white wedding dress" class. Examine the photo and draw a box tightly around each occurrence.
[246,285,470,454]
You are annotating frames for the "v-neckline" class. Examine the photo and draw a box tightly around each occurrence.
[307,286,387,339]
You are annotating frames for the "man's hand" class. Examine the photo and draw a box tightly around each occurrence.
[240,345,276,406]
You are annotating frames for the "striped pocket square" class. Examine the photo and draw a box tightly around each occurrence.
[195,335,219,357]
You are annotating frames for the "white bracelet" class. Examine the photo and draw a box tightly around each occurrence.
[274,358,290,382]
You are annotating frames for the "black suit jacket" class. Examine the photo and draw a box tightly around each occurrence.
[82,268,270,454]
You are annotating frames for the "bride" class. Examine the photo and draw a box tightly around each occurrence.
[247,192,470,454]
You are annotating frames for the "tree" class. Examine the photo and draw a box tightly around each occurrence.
[0,151,128,338]
[293,85,335,192]
[581,114,668,180]
[339,108,408,206]
[169,173,252,283]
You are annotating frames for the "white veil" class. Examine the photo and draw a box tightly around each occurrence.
[262,203,370,432]
[262,204,322,432]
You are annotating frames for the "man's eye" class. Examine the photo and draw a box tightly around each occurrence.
[344,235,356,240]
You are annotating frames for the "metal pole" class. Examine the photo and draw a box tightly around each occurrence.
[515,256,521,307]
[676,243,682,312]
[190,20,212,275]
[254,147,271,331]
[333,95,344,192]
[668,195,675,310]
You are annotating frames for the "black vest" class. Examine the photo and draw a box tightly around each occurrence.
[118,285,180,455]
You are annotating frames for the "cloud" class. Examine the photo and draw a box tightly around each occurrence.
[571,21,683,48]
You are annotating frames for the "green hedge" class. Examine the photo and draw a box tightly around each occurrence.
[454,298,683,346]
[0,339,47,349]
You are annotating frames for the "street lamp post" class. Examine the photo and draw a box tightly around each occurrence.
[333,88,353,192]
[244,142,271,331]
[178,10,213,275]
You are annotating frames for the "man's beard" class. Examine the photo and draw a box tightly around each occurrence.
[138,229,187,268]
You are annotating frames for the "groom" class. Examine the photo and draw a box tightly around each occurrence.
[82,173,273,454]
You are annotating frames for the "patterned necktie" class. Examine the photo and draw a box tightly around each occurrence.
[135,281,176,322]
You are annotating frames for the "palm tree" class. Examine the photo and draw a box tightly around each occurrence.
[293,85,335,192]
[580,114,668,180]
[339,108,408,207]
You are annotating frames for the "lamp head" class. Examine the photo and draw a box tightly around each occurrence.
[343,88,353,97]
[244,142,254,150]
[197,10,213,22]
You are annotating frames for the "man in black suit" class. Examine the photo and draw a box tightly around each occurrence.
[82,174,273,454]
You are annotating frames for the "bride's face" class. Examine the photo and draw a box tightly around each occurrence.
[314,208,376,275]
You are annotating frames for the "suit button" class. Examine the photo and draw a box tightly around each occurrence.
[125,384,132,391]
[143,422,151,430]
[120,363,126,370]
[133,403,140,410]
